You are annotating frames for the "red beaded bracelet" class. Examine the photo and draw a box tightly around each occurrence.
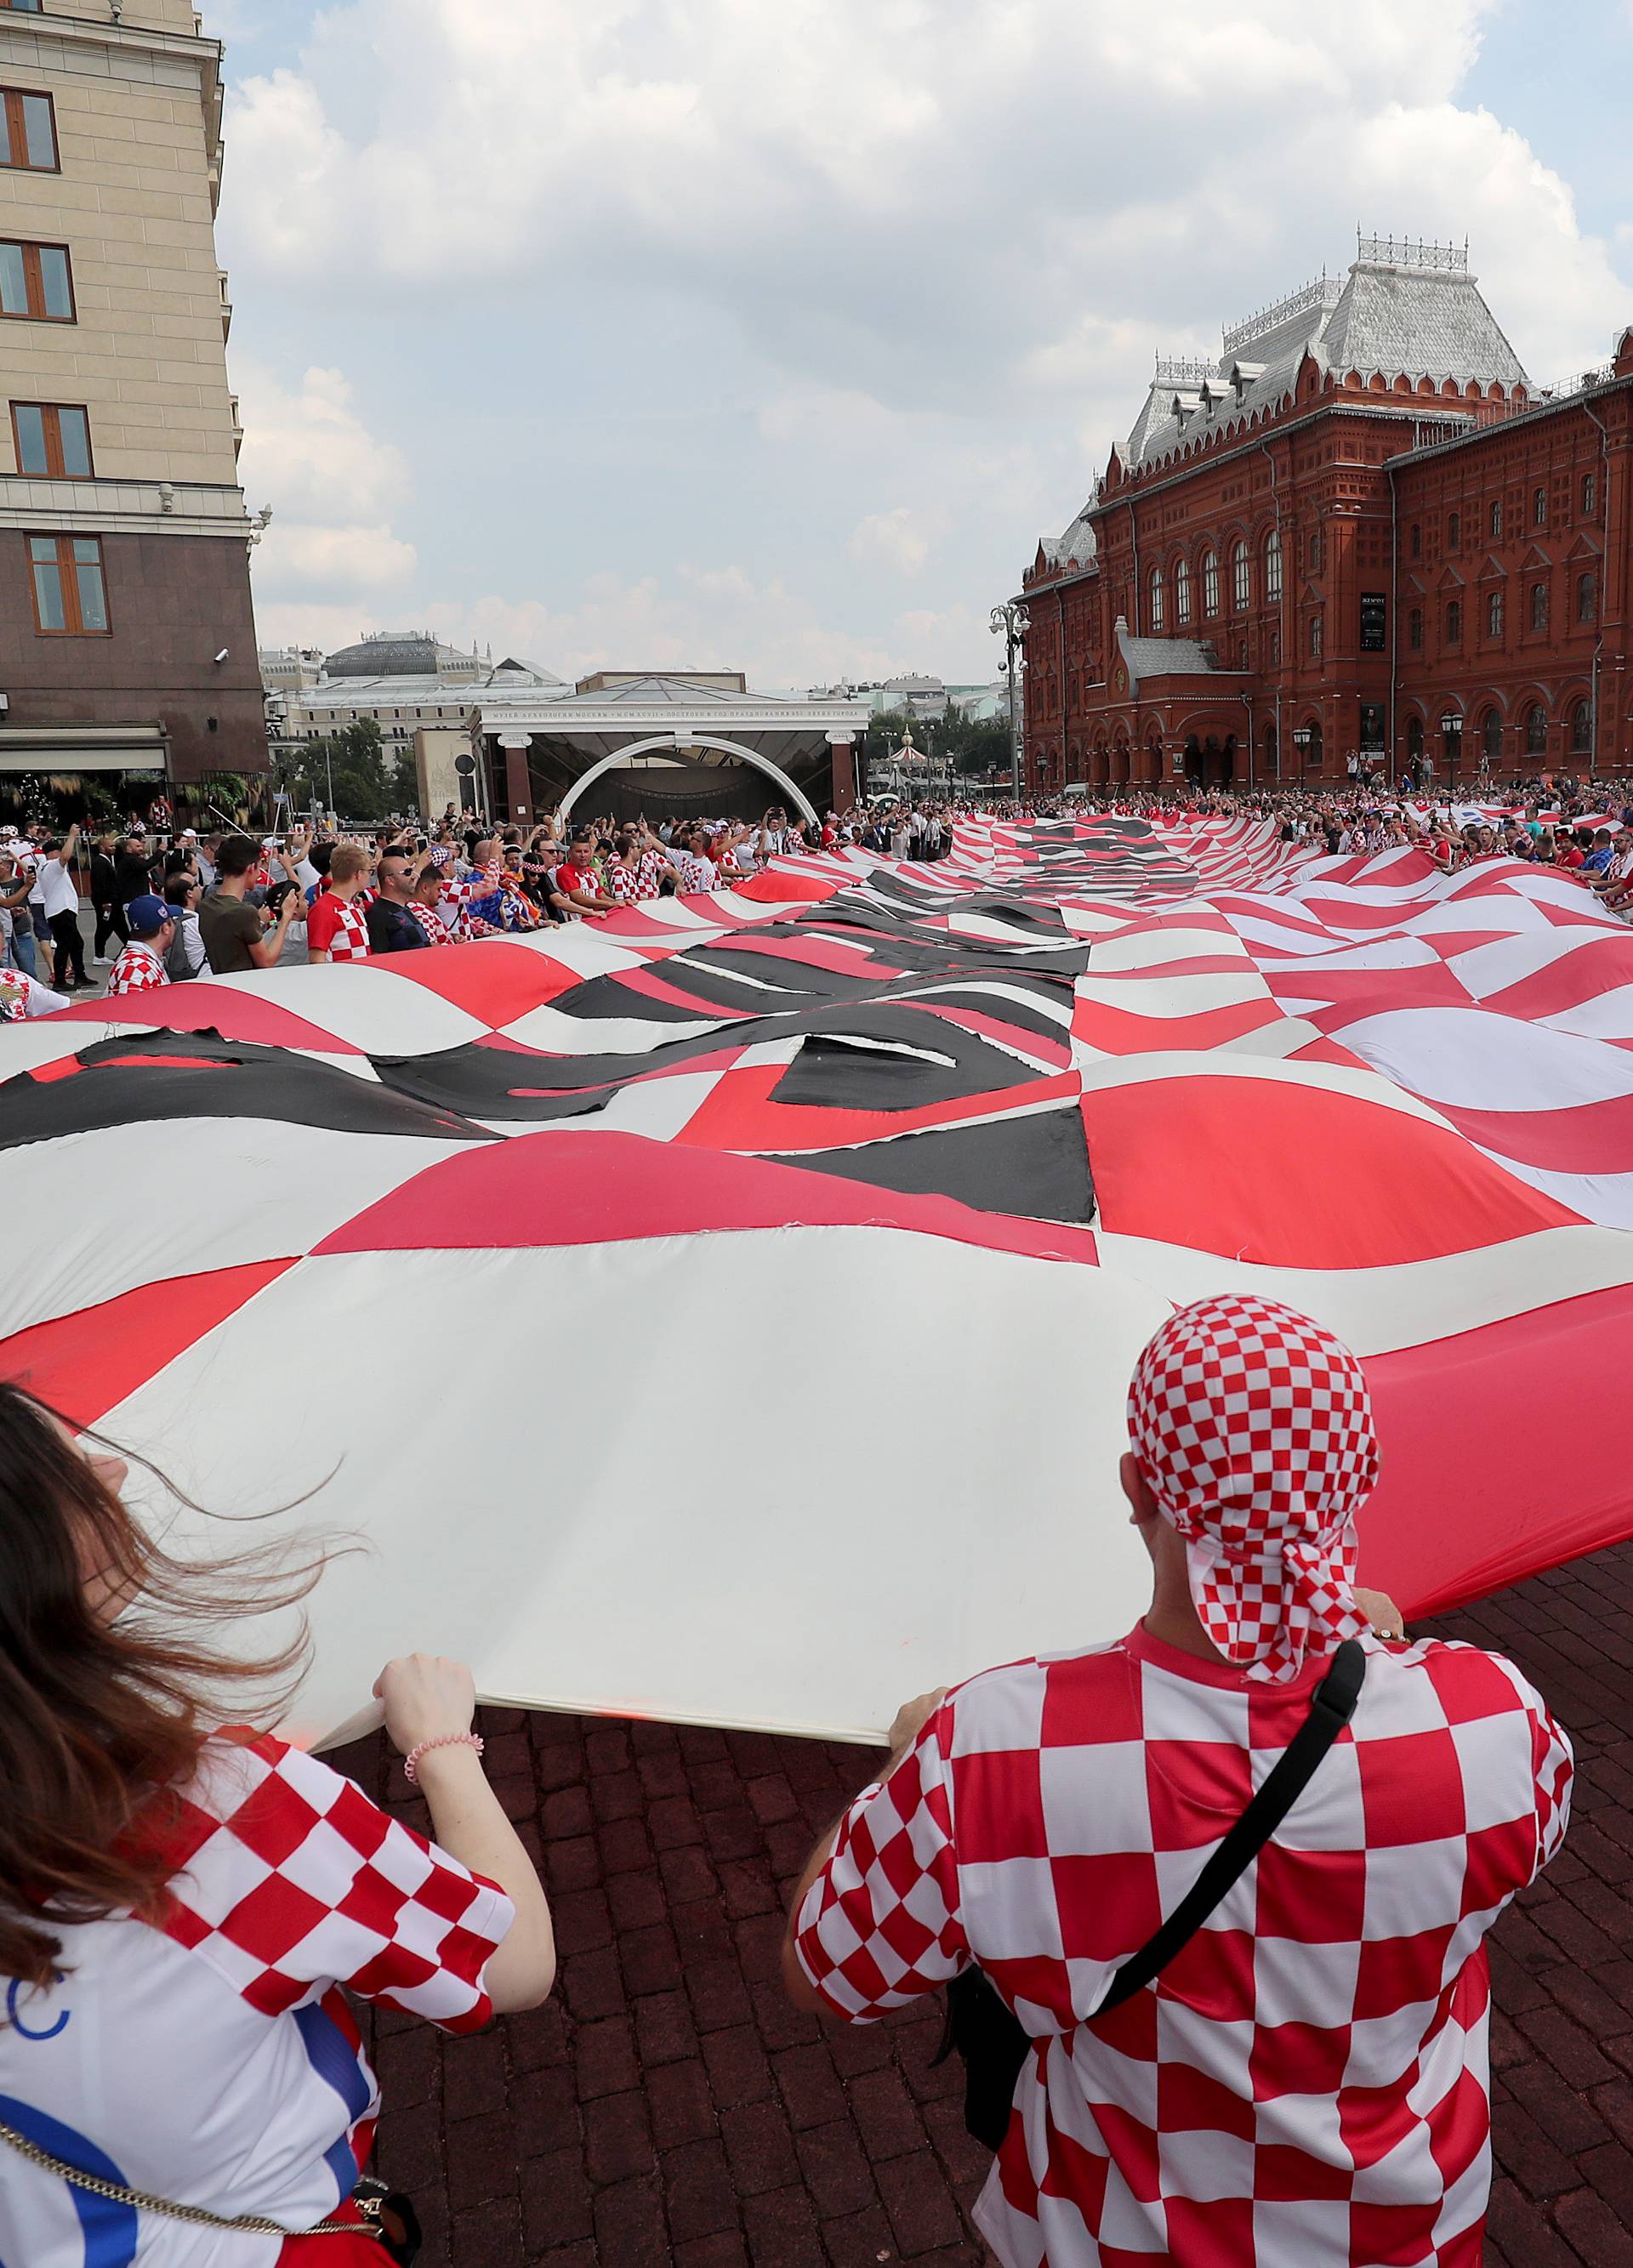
[402,1731,486,1785]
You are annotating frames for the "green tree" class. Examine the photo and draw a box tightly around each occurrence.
[308,719,392,821]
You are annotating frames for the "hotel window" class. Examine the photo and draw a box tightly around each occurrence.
[0,87,56,171]
[1583,471,1597,515]
[1309,611,1323,659]
[1149,565,1164,632]
[1530,581,1550,632]
[1445,599,1462,646]
[1202,549,1220,617]
[28,534,109,634]
[1489,498,1503,540]
[0,239,73,321]
[1578,571,1598,624]
[11,402,91,478]
[1265,528,1283,602]
[1525,702,1548,757]
[1446,512,1461,551]
[1232,540,1249,611]
[1175,555,1192,623]
[1487,589,1504,639]
[1408,607,1423,651]
[1533,486,1547,526]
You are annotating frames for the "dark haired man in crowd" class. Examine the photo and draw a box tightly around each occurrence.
[200,834,298,975]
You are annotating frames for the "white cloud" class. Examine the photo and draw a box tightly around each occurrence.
[849,507,936,579]
[219,0,1633,678]
[235,362,417,624]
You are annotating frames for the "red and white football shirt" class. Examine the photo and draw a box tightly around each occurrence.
[105,941,171,998]
[794,1625,1572,2268]
[607,850,667,904]
[0,1732,513,2265]
[306,890,371,963]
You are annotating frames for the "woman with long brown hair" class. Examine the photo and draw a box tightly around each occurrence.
[0,1382,555,2265]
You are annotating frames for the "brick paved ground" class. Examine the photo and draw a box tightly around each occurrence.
[327,1542,1633,2267]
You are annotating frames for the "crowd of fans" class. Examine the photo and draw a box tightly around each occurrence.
[4,771,1632,1020]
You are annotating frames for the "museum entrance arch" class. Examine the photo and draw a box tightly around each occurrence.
[557,736,820,827]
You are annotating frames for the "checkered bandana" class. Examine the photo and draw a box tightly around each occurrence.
[1127,1294,1379,1682]
[428,844,454,868]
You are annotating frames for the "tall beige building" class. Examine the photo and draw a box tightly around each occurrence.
[0,0,264,801]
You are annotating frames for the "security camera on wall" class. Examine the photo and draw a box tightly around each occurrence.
[213,648,230,665]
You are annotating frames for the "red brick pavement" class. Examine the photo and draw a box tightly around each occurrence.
[327,1543,1633,2265]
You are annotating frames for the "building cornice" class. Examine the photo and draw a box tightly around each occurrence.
[473,700,875,734]
[1101,402,1476,520]
[1385,372,1633,473]
[0,475,249,540]
[0,9,225,173]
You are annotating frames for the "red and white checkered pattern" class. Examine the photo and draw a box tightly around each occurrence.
[105,941,171,997]
[794,1627,1573,2268]
[306,890,371,963]
[0,1729,514,2264]
[1128,1295,1378,1684]
[151,1731,511,2026]
[606,850,668,904]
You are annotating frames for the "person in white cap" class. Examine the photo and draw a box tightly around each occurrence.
[786,1293,1573,2268]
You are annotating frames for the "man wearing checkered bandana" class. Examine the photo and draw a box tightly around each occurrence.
[787,1294,1573,2266]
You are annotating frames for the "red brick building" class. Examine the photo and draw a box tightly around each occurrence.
[1019,238,1633,793]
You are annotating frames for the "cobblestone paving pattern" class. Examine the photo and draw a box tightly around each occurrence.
[326,1543,1633,2265]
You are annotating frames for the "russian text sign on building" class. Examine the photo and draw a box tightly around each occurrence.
[1360,593,1388,653]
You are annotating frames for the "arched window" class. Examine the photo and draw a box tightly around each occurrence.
[1309,611,1323,659]
[1531,581,1550,631]
[1408,716,1425,761]
[1202,551,1220,617]
[1447,511,1462,551]
[1489,498,1503,540]
[1572,698,1592,756]
[1175,556,1192,624]
[1308,526,1323,573]
[1578,571,1598,625]
[1409,523,1422,559]
[1445,599,1463,646]
[1265,529,1283,602]
[1487,589,1504,639]
[1149,565,1165,633]
[1583,471,1597,516]
[1408,607,1423,651]
[1482,709,1503,766]
[1533,486,1548,527]
[1526,702,1549,757]
[1232,540,1249,611]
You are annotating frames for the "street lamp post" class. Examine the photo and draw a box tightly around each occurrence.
[990,600,1031,801]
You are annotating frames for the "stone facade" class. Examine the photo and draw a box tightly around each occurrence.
[1021,243,1633,792]
[0,0,265,787]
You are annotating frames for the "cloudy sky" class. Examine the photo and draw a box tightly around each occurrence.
[216,0,1633,688]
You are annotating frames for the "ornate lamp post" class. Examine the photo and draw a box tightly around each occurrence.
[990,600,1031,800]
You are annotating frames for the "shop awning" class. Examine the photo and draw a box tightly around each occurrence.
[0,724,169,774]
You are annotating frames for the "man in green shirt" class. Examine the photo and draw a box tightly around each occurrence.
[199,835,297,975]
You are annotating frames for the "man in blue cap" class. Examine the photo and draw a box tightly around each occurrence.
[106,895,175,998]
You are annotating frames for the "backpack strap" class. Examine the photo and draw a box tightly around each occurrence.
[1094,1639,1366,2019]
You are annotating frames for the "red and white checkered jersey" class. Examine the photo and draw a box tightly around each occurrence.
[0,1731,513,2266]
[105,940,172,997]
[794,1625,1572,2267]
[606,850,667,904]
[407,901,449,946]
[306,890,371,963]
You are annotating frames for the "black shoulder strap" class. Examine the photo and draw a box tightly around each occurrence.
[1094,1638,1366,2020]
